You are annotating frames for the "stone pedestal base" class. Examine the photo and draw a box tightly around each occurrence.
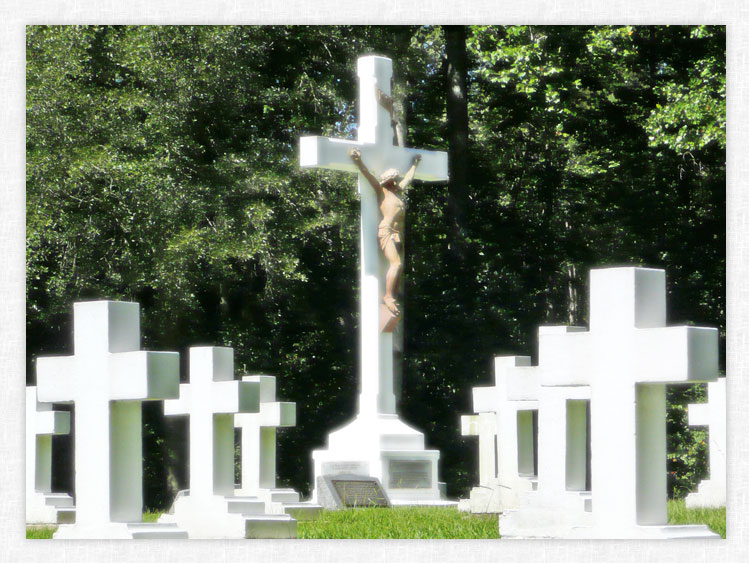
[500,490,720,539]
[312,414,441,503]
[54,522,187,539]
[685,479,726,509]
[460,474,539,514]
[26,492,75,524]
[499,490,593,538]
[566,524,720,539]
[159,493,297,538]
[462,483,503,513]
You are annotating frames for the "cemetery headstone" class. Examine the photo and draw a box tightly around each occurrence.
[460,356,540,514]
[25,386,75,524]
[234,375,321,520]
[498,267,721,539]
[158,347,298,538]
[301,54,450,505]
[35,301,187,538]
[686,377,726,508]
[505,327,595,537]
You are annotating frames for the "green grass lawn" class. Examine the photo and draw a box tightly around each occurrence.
[26,526,56,539]
[667,499,726,538]
[299,506,499,539]
[26,501,726,539]
[25,510,163,539]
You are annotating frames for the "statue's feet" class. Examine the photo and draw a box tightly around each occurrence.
[383,296,400,316]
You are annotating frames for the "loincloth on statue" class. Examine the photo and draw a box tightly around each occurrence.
[378,226,402,251]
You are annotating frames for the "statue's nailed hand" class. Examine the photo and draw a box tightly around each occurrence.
[350,148,362,163]
[413,154,422,166]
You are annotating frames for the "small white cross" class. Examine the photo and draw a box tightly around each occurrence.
[25,386,72,523]
[234,375,295,495]
[163,347,260,499]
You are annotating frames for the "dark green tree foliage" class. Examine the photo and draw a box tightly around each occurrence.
[27,25,724,507]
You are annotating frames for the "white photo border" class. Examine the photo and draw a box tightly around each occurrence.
[1,2,744,562]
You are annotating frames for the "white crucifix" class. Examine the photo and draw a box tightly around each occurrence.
[35,301,180,537]
[25,386,74,524]
[686,376,726,508]
[300,55,448,418]
[163,347,260,501]
[234,375,296,497]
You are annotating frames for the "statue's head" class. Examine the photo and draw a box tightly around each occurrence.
[379,168,400,187]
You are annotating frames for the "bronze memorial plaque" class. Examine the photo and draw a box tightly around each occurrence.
[388,460,431,489]
[331,478,389,507]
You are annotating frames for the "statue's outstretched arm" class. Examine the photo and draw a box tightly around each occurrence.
[399,154,422,191]
[350,149,383,198]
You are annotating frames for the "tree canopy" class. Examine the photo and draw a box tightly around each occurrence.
[27,25,725,506]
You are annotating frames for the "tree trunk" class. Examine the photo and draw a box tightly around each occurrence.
[444,25,470,246]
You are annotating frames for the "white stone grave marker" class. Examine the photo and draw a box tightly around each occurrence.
[36,301,186,538]
[235,375,321,520]
[686,377,726,508]
[523,327,594,535]
[159,347,297,538]
[301,55,449,503]
[25,386,75,524]
[460,357,541,514]
[500,267,720,539]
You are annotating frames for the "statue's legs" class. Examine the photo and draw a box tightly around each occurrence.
[382,238,402,315]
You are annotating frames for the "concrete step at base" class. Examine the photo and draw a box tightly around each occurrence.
[127,523,188,539]
[44,493,75,508]
[281,502,322,521]
[226,497,266,514]
[267,489,300,503]
[56,508,76,524]
[243,514,297,539]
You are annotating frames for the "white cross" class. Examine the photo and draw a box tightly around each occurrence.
[534,326,591,499]
[686,377,726,507]
[492,356,540,490]
[585,267,718,530]
[500,268,719,538]
[163,347,260,500]
[35,301,180,525]
[464,356,540,513]
[234,375,296,495]
[300,55,448,418]
[25,386,72,523]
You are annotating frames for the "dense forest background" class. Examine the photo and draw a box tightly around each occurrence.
[26,25,725,509]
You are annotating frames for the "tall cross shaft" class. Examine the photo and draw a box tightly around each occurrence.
[300,55,448,417]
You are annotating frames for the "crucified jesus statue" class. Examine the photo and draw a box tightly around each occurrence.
[350,147,421,319]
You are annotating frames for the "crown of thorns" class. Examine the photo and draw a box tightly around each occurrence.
[379,168,400,184]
